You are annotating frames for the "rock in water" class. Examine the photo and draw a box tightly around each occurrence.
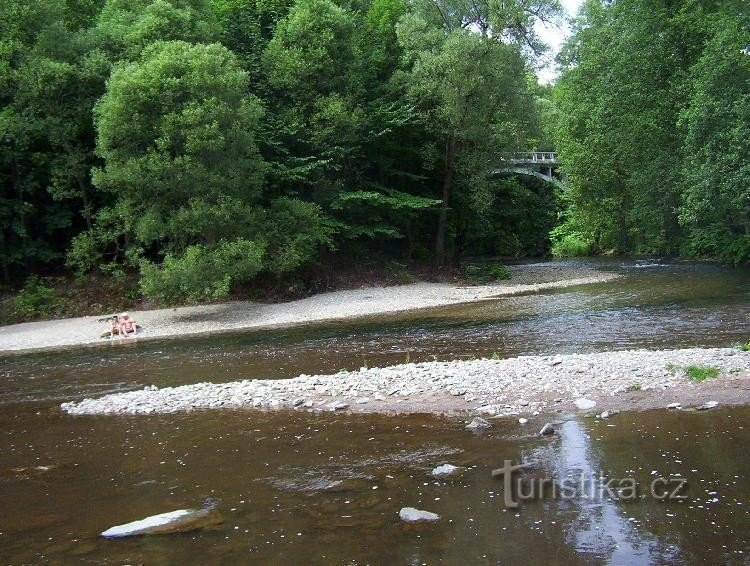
[539,423,555,436]
[399,507,440,523]
[696,401,719,411]
[431,464,465,478]
[101,507,223,538]
[518,418,528,425]
[465,417,492,430]
[574,398,597,410]
[666,402,681,409]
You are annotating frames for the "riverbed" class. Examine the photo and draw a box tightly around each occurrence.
[1,259,749,563]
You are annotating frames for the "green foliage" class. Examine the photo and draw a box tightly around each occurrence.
[553,0,749,263]
[462,262,511,284]
[740,341,750,352]
[550,224,591,258]
[684,365,720,382]
[0,0,577,308]
[12,276,59,319]
[140,238,265,303]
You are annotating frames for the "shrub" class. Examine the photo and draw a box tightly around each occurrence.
[551,233,591,257]
[684,365,720,382]
[12,277,59,319]
[740,341,750,352]
[462,262,512,284]
[140,239,266,304]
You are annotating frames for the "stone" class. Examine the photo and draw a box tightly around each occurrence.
[292,398,305,407]
[539,423,555,436]
[696,401,719,411]
[399,507,440,523]
[666,402,681,409]
[518,418,528,425]
[431,464,465,478]
[101,507,222,538]
[599,411,610,419]
[574,398,597,410]
[356,398,369,404]
[465,417,492,430]
[328,401,349,411]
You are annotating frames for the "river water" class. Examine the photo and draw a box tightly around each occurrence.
[1,259,749,563]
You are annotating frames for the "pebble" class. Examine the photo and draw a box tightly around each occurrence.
[518,418,528,425]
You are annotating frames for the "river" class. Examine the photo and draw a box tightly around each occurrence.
[1,259,749,563]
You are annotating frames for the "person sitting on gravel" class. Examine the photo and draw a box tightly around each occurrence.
[108,315,120,338]
[118,312,137,337]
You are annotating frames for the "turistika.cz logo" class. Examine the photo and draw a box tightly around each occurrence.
[491,460,689,508]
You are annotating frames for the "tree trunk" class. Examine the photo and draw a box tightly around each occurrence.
[434,136,457,268]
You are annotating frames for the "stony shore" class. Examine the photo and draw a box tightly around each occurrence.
[61,347,750,416]
[0,263,618,354]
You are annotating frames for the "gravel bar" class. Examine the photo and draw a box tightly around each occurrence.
[61,348,750,416]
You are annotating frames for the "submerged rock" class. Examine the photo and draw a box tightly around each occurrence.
[399,507,440,523]
[100,507,223,538]
[431,464,465,478]
[465,417,492,430]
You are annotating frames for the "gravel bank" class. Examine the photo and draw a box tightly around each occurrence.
[61,348,750,416]
[0,263,617,354]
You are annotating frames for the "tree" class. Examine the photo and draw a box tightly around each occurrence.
[678,5,750,264]
[395,10,537,265]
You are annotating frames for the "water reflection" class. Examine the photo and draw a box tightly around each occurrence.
[555,420,674,563]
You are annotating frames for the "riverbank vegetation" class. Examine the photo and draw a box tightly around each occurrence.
[552,0,749,263]
[1,0,561,309]
[1,0,747,320]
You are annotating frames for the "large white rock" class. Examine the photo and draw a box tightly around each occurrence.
[574,398,597,410]
[431,464,465,478]
[399,507,440,523]
[101,507,221,538]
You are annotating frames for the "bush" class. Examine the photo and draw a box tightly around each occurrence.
[551,233,591,257]
[140,239,266,304]
[740,341,750,352]
[462,262,512,283]
[12,277,59,320]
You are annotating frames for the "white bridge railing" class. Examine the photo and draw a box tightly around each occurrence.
[505,152,559,164]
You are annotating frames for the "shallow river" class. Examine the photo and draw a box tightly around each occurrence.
[1,259,749,563]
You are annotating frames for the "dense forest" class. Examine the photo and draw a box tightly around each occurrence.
[0,0,560,306]
[552,0,749,263]
[1,0,748,313]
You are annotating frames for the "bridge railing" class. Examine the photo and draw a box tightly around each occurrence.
[503,152,558,164]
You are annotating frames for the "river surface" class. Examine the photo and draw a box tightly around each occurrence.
[1,259,749,563]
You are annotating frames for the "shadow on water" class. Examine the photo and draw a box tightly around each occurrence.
[0,259,749,562]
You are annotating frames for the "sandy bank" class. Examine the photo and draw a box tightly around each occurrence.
[0,263,618,354]
[61,348,750,416]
